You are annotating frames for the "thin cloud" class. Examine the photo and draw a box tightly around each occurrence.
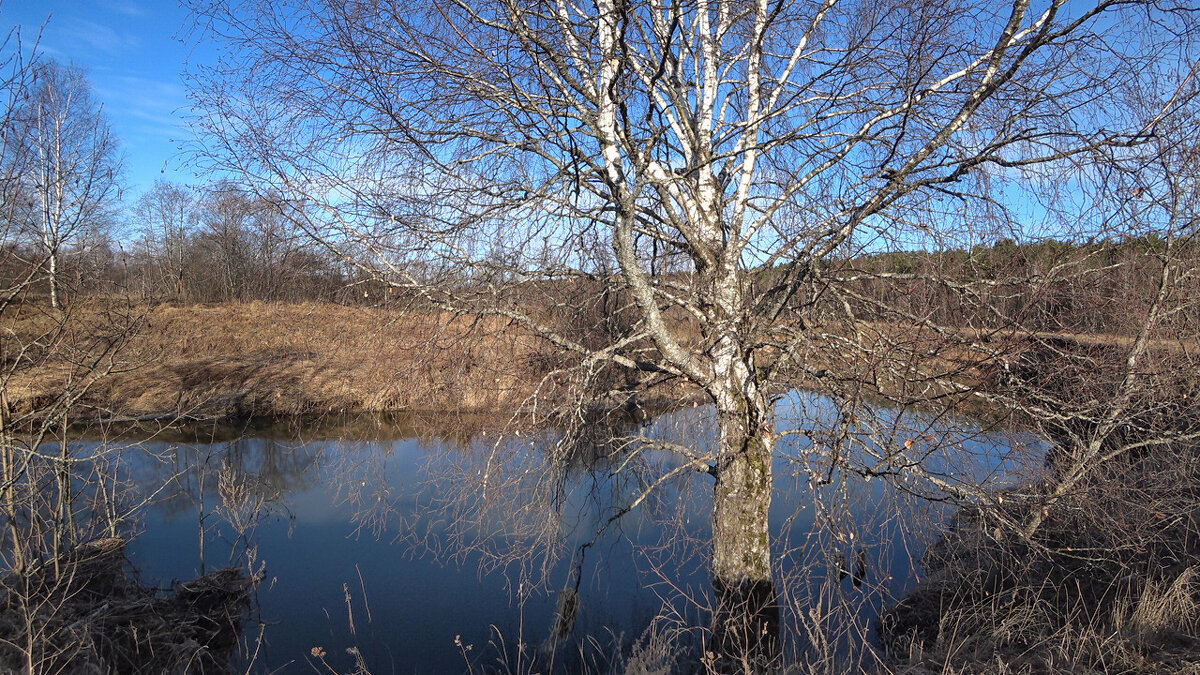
[95,75,188,141]
[99,0,145,17]
[57,18,140,54]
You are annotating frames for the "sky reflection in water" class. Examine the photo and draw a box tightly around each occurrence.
[118,391,1044,672]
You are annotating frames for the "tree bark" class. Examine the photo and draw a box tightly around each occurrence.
[48,250,58,309]
[709,376,779,672]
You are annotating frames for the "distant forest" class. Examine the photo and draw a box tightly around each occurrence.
[3,188,1188,342]
[838,235,1192,335]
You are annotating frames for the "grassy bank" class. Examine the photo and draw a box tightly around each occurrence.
[4,297,1094,426]
[6,300,994,426]
[7,300,554,423]
[880,473,1200,674]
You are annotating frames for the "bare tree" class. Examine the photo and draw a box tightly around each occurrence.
[0,24,156,669]
[876,103,1200,670]
[130,180,198,300]
[14,60,120,309]
[187,0,1198,669]
[0,20,37,299]
[986,96,1200,539]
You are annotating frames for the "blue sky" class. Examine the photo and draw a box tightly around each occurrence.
[3,0,207,198]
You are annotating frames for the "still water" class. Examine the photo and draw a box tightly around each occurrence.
[113,391,1042,673]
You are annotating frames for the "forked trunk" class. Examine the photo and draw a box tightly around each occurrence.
[710,396,779,673]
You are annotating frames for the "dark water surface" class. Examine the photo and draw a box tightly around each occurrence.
[111,391,1042,673]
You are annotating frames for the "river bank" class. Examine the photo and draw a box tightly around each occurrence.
[4,300,830,426]
[878,476,1200,674]
[7,299,1147,428]
[6,300,590,423]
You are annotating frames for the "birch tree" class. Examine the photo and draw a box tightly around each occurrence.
[18,60,120,309]
[187,0,1197,669]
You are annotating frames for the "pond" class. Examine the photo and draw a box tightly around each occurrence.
[104,390,1043,673]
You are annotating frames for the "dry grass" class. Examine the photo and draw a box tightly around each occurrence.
[6,300,550,422]
[1128,565,1200,642]
[879,453,1200,674]
[0,537,252,674]
[0,299,1023,430]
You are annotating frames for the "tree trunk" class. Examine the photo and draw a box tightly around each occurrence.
[710,390,779,673]
[48,251,59,309]
[0,391,25,574]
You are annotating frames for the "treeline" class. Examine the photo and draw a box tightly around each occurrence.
[832,235,1195,336]
[3,155,1191,336]
[7,191,1193,341]
[120,181,371,304]
[1,180,392,306]
[0,54,383,307]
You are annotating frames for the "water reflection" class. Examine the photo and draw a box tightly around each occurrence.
[127,431,662,672]
[114,391,1045,673]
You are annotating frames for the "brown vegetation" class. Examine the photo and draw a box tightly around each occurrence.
[5,300,557,423]
[880,450,1200,673]
[0,537,251,674]
[879,330,1200,673]
[5,297,1011,427]
[6,294,1160,427]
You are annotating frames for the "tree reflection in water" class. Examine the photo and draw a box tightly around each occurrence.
[121,395,1040,672]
